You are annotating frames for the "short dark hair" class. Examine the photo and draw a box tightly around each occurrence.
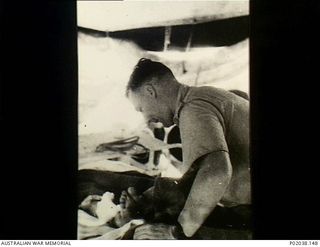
[126,58,176,97]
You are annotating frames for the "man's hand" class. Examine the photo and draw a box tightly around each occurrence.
[133,223,177,240]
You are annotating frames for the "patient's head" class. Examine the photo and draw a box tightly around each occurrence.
[96,192,121,223]
[79,192,126,227]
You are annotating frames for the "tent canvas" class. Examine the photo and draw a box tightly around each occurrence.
[77,1,249,32]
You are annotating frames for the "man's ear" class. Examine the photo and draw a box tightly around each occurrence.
[144,84,157,98]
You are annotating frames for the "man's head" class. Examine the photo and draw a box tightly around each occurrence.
[126,58,179,127]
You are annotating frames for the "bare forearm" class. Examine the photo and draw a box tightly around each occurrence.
[178,151,232,237]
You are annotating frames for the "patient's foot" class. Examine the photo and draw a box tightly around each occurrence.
[113,187,141,228]
[119,187,140,210]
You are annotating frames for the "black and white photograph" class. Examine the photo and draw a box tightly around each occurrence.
[76,0,250,240]
[2,0,320,243]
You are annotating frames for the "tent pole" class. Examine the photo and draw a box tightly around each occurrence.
[164,26,172,51]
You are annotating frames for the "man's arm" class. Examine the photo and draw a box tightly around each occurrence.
[134,103,232,239]
[133,151,232,240]
[178,151,232,237]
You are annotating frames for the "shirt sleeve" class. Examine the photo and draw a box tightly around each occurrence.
[178,101,229,174]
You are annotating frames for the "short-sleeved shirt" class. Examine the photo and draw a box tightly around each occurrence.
[173,85,249,174]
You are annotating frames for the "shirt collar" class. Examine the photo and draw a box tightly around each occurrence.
[173,84,190,126]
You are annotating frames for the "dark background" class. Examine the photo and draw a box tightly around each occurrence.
[0,0,319,240]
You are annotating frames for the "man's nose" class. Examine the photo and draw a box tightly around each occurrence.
[148,121,163,131]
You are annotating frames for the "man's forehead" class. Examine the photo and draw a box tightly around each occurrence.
[128,88,145,99]
[128,90,143,105]
[128,90,137,100]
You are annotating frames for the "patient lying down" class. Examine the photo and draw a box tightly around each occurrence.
[78,190,145,240]
[78,179,186,240]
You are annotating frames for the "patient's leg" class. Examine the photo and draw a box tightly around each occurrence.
[112,187,147,227]
[119,187,141,210]
[119,178,188,224]
[78,169,155,205]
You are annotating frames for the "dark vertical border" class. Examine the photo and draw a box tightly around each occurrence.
[1,0,320,240]
[0,1,78,239]
[251,0,320,240]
